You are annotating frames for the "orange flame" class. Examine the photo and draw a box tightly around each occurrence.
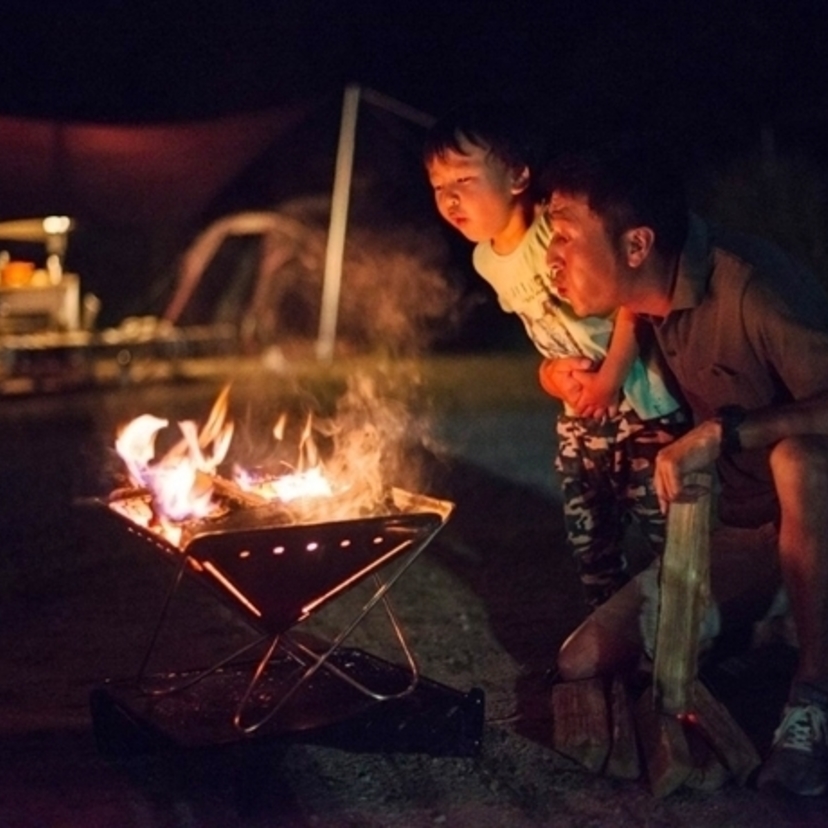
[113,376,407,536]
[115,386,234,522]
[234,410,334,502]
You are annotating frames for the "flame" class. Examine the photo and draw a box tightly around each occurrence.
[115,386,234,524]
[234,465,333,502]
[112,375,413,541]
[234,410,335,503]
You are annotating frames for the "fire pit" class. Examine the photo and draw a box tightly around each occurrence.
[88,385,484,760]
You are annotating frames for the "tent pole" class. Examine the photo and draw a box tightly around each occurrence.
[359,87,435,129]
[316,84,361,362]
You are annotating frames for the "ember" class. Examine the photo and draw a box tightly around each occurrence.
[234,465,333,503]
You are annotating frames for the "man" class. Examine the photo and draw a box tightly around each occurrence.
[542,138,828,796]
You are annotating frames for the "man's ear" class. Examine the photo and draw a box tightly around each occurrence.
[622,226,655,267]
[510,165,531,195]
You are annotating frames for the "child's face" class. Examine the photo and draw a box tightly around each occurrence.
[426,137,528,245]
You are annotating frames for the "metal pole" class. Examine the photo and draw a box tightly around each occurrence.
[359,87,435,129]
[316,84,361,362]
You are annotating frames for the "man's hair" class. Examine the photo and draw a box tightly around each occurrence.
[540,136,689,258]
[423,100,547,194]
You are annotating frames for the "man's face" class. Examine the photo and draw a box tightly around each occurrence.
[547,192,626,318]
[426,138,524,244]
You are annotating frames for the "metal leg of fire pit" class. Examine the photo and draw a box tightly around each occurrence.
[134,550,269,698]
[130,522,438,737]
[234,572,421,735]
[288,577,419,698]
[232,537,430,735]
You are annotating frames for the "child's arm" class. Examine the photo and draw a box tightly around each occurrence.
[571,308,639,418]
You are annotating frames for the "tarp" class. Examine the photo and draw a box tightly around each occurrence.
[0,105,312,227]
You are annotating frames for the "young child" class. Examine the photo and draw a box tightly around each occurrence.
[424,103,688,610]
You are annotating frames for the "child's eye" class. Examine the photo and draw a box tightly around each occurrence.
[456,177,471,185]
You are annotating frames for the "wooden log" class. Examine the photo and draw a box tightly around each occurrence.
[605,674,641,780]
[634,688,694,798]
[683,719,730,791]
[653,471,713,714]
[688,679,761,786]
[551,678,610,773]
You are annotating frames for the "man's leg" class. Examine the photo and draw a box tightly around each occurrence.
[758,436,828,795]
[769,436,828,690]
[556,564,649,681]
[556,521,781,682]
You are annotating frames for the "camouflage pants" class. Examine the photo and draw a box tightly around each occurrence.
[555,408,688,609]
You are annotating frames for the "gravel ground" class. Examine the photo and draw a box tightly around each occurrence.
[0,352,824,827]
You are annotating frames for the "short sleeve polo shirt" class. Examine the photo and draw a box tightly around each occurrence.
[646,215,828,526]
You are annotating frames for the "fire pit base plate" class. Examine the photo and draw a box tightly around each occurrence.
[90,647,484,760]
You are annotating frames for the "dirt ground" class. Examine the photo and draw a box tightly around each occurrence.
[0,352,825,827]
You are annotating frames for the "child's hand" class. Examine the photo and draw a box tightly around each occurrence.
[539,357,595,407]
[571,367,621,419]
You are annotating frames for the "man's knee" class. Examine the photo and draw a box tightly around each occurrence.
[769,436,828,496]
[556,617,641,681]
[557,623,599,681]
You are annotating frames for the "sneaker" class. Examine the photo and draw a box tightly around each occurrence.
[757,682,828,796]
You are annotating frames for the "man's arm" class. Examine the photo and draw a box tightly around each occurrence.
[654,392,828,511]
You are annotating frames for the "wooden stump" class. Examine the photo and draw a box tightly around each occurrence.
[548,469,765,795]
[549,673,759,795]
[684,721,730,791]
[606,674,641,780]
[634,688,694,797]
[551,677,610,773]
[688,679,761,785]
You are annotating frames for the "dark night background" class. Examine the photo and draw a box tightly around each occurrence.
[3,0,828,342]
[3,1,825,143]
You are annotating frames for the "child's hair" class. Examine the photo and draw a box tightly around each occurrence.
[423,99,547,195]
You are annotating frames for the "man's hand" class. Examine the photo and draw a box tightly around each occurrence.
[570,368,621,419]
[539,357,596,408]
[654,419,722,512]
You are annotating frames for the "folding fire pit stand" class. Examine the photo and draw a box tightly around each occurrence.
[89,488,484,764]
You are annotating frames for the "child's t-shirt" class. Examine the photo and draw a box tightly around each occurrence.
[472,211,680,420]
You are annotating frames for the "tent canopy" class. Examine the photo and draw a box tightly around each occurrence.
[0,105,312,227]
